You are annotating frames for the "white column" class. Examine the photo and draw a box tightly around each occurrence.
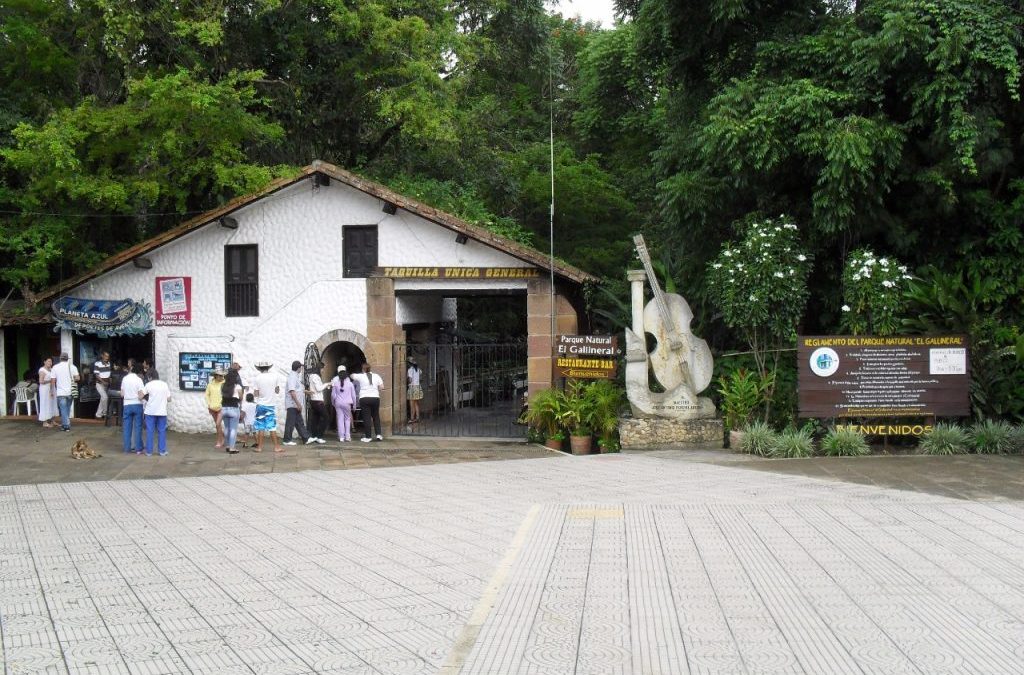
[627,270,646,337]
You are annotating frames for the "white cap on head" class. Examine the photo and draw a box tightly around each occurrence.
[337,365,347,373]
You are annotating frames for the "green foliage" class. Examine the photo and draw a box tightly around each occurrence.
[903,267,1024,421]
[968,420,1014,455]
[717,367,772,432]
[840,249,912,336]
[583,379,626,444]
[774,427,814,459]
[918,423,970,455]
[1008,425,1024,455]
[739,421,776,457]
[821,428,871,457]
[707,216,812,374]
[376,174,534,245]
[522,388,565,440]
[1,68,286,290]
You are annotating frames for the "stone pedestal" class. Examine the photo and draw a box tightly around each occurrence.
[619,417,724,449]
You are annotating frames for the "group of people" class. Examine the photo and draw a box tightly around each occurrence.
[200,359,389,454]
[29,351,415,454]
[33,353,170,454]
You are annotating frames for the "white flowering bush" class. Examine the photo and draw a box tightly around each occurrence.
[708,216,812,382]
[840,249,912,335]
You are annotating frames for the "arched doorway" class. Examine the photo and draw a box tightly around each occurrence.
[313,329,374,378]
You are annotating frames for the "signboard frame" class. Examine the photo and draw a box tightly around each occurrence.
[798,335,970,420]
[155,276,192,326]
[178,352,232,392]
[554,335,618,380]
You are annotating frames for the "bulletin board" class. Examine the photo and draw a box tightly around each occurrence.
[178,352,232,391]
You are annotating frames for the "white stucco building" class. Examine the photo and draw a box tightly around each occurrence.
[1,162,594,437]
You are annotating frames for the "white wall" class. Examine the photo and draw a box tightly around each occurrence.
[0,330,5,416]
[65,177,534,432]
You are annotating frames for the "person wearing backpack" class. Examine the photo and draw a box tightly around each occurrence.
[330,365,357,442]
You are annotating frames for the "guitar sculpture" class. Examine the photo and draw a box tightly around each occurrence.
[625,235,716,419]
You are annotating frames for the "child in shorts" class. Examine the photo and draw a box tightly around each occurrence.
[240,393,257,448]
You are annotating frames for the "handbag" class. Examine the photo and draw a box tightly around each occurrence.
[70,382,79,399]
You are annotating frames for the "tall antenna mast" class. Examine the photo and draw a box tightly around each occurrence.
[548,35,556,340]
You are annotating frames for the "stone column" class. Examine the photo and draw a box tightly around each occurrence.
[365,277,398,433]
[527,277,578,398]
[627,270,646,338]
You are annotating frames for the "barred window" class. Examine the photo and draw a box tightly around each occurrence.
[225,245,259,317]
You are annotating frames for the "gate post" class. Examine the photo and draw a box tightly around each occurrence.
[366,277,399,433]
[526,278,578,398]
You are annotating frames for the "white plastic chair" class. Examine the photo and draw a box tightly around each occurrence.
[11,383,36,416]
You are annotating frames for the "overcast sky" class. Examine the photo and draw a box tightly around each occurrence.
[548,0,618,28]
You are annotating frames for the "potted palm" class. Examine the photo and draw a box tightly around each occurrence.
[522,388,567,451]
[559,380,594,455]
[584,380,625,453]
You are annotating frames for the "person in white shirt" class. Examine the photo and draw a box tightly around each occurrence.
[93,351,112,419]
[50,352,80,432]
[142,369,171,456]
[407,358,423,423]
[305,364,329,444]
[352,362,384,442]
[252,361,283,453]
[120,364,146,454]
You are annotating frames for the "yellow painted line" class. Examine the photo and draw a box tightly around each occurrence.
[568,507,624,519]
[438,504,542,675]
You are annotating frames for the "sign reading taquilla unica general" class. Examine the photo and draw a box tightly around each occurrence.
[798,335,970,419]
[554,335,618,379]
[376,266,541,279]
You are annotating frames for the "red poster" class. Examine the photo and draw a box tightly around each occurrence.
[155,276,192,326]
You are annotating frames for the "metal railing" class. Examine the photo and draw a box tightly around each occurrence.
[392,342,528,438]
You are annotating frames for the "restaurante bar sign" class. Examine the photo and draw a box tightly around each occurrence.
[798,335,970,418]
[555,335,618,379]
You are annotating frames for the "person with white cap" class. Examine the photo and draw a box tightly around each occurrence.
[252,360,283,453]
[330,365,357,442]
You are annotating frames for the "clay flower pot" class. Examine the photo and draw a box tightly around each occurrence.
[545,436,565,451]
[570,434,593,455]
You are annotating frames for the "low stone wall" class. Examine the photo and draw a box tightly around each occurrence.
[619,417,724,449]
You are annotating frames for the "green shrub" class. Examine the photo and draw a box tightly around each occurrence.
[918,423,970,455]
[774,427,815,458]
[739,421,776,457]
[1009,425,1024,454]
[821,428,871,456]
[717,368,771,431]
[969,419,1014,454]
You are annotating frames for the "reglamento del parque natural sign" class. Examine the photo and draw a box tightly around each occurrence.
[798,335,969,418]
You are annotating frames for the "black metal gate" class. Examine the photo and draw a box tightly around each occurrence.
[392,342,528,438]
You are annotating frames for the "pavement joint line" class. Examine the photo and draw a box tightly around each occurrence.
[438,503,541,675]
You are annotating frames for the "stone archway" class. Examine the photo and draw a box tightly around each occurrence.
[313,329,376,366]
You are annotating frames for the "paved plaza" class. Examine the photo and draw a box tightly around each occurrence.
[1,425,1023,674]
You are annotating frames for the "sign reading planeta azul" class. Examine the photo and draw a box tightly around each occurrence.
[51,296,153,337]
[798,335,970,418]
[554,335,618,379]
[376,266,541,279]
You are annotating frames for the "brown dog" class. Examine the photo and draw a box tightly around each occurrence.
[71,439,102,459]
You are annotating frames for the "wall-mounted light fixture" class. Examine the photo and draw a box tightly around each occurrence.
[455,233,469,245]
[314,173,330,187]
[133,257,153,269]
[219,216,239,229]
[382,201,398,215]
